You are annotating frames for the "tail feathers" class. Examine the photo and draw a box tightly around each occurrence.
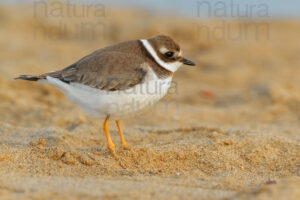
[15,75,45,81]
[15,70,68,83]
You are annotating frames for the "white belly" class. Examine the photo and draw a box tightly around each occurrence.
[42,71,172,119]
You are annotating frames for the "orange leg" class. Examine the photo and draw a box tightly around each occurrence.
[115,120,127,148]
[102,116,115,154]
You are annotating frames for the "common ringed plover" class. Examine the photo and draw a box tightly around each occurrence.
[16,35,195,154]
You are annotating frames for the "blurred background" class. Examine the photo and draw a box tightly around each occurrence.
[0,0,299,199]
[0,0,299,127]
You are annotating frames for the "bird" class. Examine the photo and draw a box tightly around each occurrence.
[15,35,195,154]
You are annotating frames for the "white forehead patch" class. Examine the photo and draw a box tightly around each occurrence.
[178,50,182,57]
[140,39,182,73]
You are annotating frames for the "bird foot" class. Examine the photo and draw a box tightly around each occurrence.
[120,145,132,151]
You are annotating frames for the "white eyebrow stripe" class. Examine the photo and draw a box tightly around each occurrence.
[159,47,169,54]
[140,39,182,73]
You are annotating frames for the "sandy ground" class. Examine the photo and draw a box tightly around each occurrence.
[0,5,299,200]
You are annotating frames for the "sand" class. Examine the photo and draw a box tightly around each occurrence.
[0,5,299,200]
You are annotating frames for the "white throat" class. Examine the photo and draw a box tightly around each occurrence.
[140,39,182,73]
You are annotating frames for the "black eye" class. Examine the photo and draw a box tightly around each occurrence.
[164,51,174,58]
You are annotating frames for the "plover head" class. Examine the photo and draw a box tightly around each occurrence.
[140,35,195,73]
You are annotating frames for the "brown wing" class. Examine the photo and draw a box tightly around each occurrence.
[45,51,148,91]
